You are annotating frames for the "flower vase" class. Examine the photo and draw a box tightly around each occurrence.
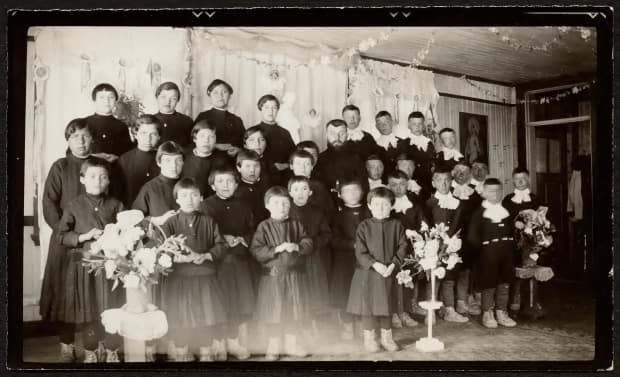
[415,268,444,352]
[124,286,150,314]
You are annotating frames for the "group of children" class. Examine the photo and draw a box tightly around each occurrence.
[39,80,543,363]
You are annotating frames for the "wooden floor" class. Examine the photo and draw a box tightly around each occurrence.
[21,280,595,363]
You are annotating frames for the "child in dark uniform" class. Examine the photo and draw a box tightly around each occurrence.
[330,178,370,340]
[181,120,230,198]
[250,186,313,361]
[117,115,162,206]
[366,154,386,190]
[132,141,184,226]
[395,153,428,203]
[470,158,489,195]
[468,178,518,329]
[387,170,427,328]
[288,176,332,340]
[39,119,92,362]
[435,128,464,172]
[244,125,279,186]
[424,170,468,324]
[153,81,194,148]
[502,167,542,311]
[255,95,295,177]
[404,111,436,192]
[160,178,229,361]
[234,149,271,224]
[84,83,133,160]
[57,158,125,362]
[201,168,254,360]
[374,111,408,175]
[342,104,379,161]
[347,187,408,353]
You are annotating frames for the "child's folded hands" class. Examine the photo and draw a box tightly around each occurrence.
[372,262,395,277]
[193,252,213,264]
[383,263,395,277]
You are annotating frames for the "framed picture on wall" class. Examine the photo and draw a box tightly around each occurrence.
[459,112,488,164]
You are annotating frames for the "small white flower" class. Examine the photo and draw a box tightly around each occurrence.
[118,245,129,257]
[529,253,539,262]
[396,270,413,286]
[104,260,117,279]
[445,253,462,270]
[424,239,440,257]
[420,221,429,232]
[433,267,446,279]
[158,254,172,268]
[419,256,438,271]
[444,235,462,254]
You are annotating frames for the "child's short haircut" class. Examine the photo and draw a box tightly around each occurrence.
[236,149,261,166]
[287,175,310,191]
[79,157,110,177]
[264,186,290,206]
[207,79,234,96]
[243,125,264,143]
[65,118,92,140]
[366,154,383,163]
[337,177,363,193]
[408,111,425,121]
[326,118,347,129]
[472,157,488,166]
[366,186,395,205]
[483,178,502,186]
[191,119,216,140]
[387,170,409,182]
[156,141,184,163]
[289,149,315,165]
[208,167,239,186]
[155,81,181,99]
[91,83,119,101]
[395,152,414,163]
[257,94,280,110]
[454,160,472,169]
[133,114,163,135]
[173,177,200,198]
[375,110,392,120]
[296,140,319,154]
[342,104,360,115]
[438,127,456,137]
[433,169,452,179]
[512,166,530,176]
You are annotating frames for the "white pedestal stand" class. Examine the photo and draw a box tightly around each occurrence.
[415,271,444,352]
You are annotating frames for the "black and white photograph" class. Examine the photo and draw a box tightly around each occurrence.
[6,6,613,371]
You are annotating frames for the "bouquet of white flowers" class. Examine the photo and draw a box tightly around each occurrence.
[514,206,555,267]
[396,221,462,288]
[82,209,189,291]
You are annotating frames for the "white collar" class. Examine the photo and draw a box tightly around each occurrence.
[376,133,399,150]
[408,133,431,151]
[470,178,484,194]
[347,128,365,142]
[512,188,532,203]
[434,191,459,210]
[407,179,422,194]
[393,195,413,214]
[442,147,464,161]
[368,178,386,189]
[451,180,475,200]
[482,200,510,223]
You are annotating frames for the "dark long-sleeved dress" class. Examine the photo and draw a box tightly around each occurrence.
[117,148,160,207]
[404,137,436,193]
[289,203,332,314]
[39,153,88,321]
[195,108,245,149]
[346,218,408,317]
[250,217,313,324]
[376,137,409,176]
[257,122,296,165]
[467,206,516,290]
[309,179,337,220]
[451,187,483,268]
[330,205,371,310]
[234,180,271,225]
[425,196,464,280]
[57,194,125,324]
[346,131,380,161]
[159,211,228,328]
[201,195,256,323]
[435,150,465,173]
[132,175,179,217]
[84,114,133,156]
[181,150,231,198]
[154,111,194,148]
[315,145,367,203]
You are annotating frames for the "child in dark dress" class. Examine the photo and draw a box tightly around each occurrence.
[153,81,194,147]
[468,178,518,329]
[250,186,313,361]
[234,149,271,224]
[201,168,254,360]
[39,119,92,362]
[404,111,436,192]
[255,94,296,177]
[435,128,464,172]
[287,176,332,340]
[159,178,229,361]
[386,170,426,329]
[347,187,408,353]
[330,178,370,340]
[244,125,279,186]
[181,120,230,198]
[117,115,162,206]
[57,158,125,363]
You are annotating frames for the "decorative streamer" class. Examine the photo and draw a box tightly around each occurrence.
[117,58,127,95]
[182,28,194,116]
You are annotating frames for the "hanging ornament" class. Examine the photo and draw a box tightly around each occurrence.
[303,108,322,129]
[268,68,286,98]
[146,59,162,88]
[117,58,128,95]
[33,56,49,108]
[80,53,92,93]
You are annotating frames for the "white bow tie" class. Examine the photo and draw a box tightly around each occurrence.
[511,189,532,204]
[377,134,398,150]
[482,200,510,223]
[369,178,385,190]
[470,178,484,194]
[434,191,459,210]
[347,129,365,142]
[409,133,431,151]
[392,195,413,214]
[451,181,474,200]
[407,179,422,194]
[442,148,464,161]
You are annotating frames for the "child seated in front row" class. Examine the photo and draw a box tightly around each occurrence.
[57,157,125,362]
[288,176,332,341]
[346,187,408,353]
[467,178,518,329]
[250,186,313,361]
[201,168,255,360]
[159,178,229,361]
[330,178,370,340]
[386,170,427,329]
